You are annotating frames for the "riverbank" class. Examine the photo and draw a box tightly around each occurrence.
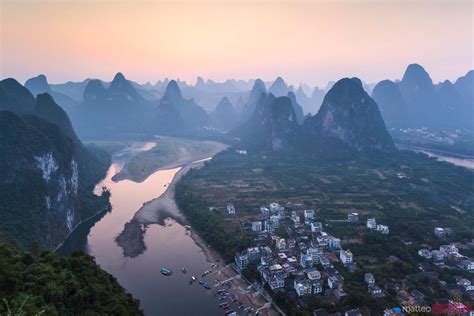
[112,136,227,183]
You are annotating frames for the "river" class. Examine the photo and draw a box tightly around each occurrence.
[400,145,474,170]
[57,142,226,315]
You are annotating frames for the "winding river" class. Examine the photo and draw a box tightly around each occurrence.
[58,142,224,315]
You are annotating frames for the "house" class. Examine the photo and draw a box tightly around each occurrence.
[368,284,383,296]
[226,203,235,214]
[367,218,377,229]
[376,224,389,234]
[431,250,445,261]
[311,222,323,233]
[294,278,312,297]
[312,280,323,294]
[434,227,446,237]
[329,237,341,250]
[319,256,331,267]
[307,247,323,263]
[260,206,270,217]
[300,254,314,269]
[276,238,286,251]
[291,211,301,225]
[458,260,474,271]
[269,202,282,213]
[304,209,315,222]
[269,215,280,229]
[235,254,249,271]
[364,273,375,285]
[247,247,260,262]
[328,274,344,289]
[251,221,263,232]
[306,269,321,280]
[267,276,285,291]
[439,244,459,255]
[347,212,359,222]
[418,249,432,259]
[340,249,353,264]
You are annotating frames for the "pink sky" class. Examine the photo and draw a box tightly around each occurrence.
[1,1,472,86]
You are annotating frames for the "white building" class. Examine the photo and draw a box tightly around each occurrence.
[307,247,323,263]
[276,238,286,251]
[340,249,353,264]
[294,278,312,297]
[434,227,445,237]
[247,247,261,262]
[328,275,344,289]
[329,237,341,250]
[306,269,321,280]
[227,203,235,214]
[235,254,249,270]
[304,209,315,221]
[251,221,263,232]
[291,211,301,225]
[311,222,323,233]
[367,218,377,229]
[376,224,389,234]
[269,202,282,213]
[269,215,280,229]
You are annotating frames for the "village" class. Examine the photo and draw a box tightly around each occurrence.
[215,201,474,316]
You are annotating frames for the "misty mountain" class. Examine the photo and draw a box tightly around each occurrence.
[210,97,238,130]
[0,78,110,249]
[286,91,305,125]
[240,79,267,122]
[157,80,210,131]
[372,64,473,129]
[71,73,154,138]
[231,93,299,151]
[305,78,395,151]
[268,76,290,97]
[25,74,78,111]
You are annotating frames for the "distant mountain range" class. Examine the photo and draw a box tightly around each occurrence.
[20,64,473,140]
[372,64,473,130]
[0,78,110,249]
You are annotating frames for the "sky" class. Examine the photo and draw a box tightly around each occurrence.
[0,0,472,87]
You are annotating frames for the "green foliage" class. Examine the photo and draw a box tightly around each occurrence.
[0,242,143,315]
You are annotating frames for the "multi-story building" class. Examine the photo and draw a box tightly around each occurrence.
[300,254,314,269]
[311,222,323,233]
[291,211,301,226]
[329,237,341,250]
[235,254,249,271]
[307,247,323,263]
[304,209,315,222]
[328,274,344,289]
[306,268,321,280]
[340,249,353,264]
[293,278,312,297]
[247,247,261,262]
[251,221,263,232]
[260,206,270,217]
[312,280,323,294]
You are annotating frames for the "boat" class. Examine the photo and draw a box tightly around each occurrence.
[181,267,187,274]
[160,267,172,276]
[203,283,211,289]
[199,280,204,285]
[191,276,197,282]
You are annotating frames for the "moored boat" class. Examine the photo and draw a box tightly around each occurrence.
[160,266,172,276]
